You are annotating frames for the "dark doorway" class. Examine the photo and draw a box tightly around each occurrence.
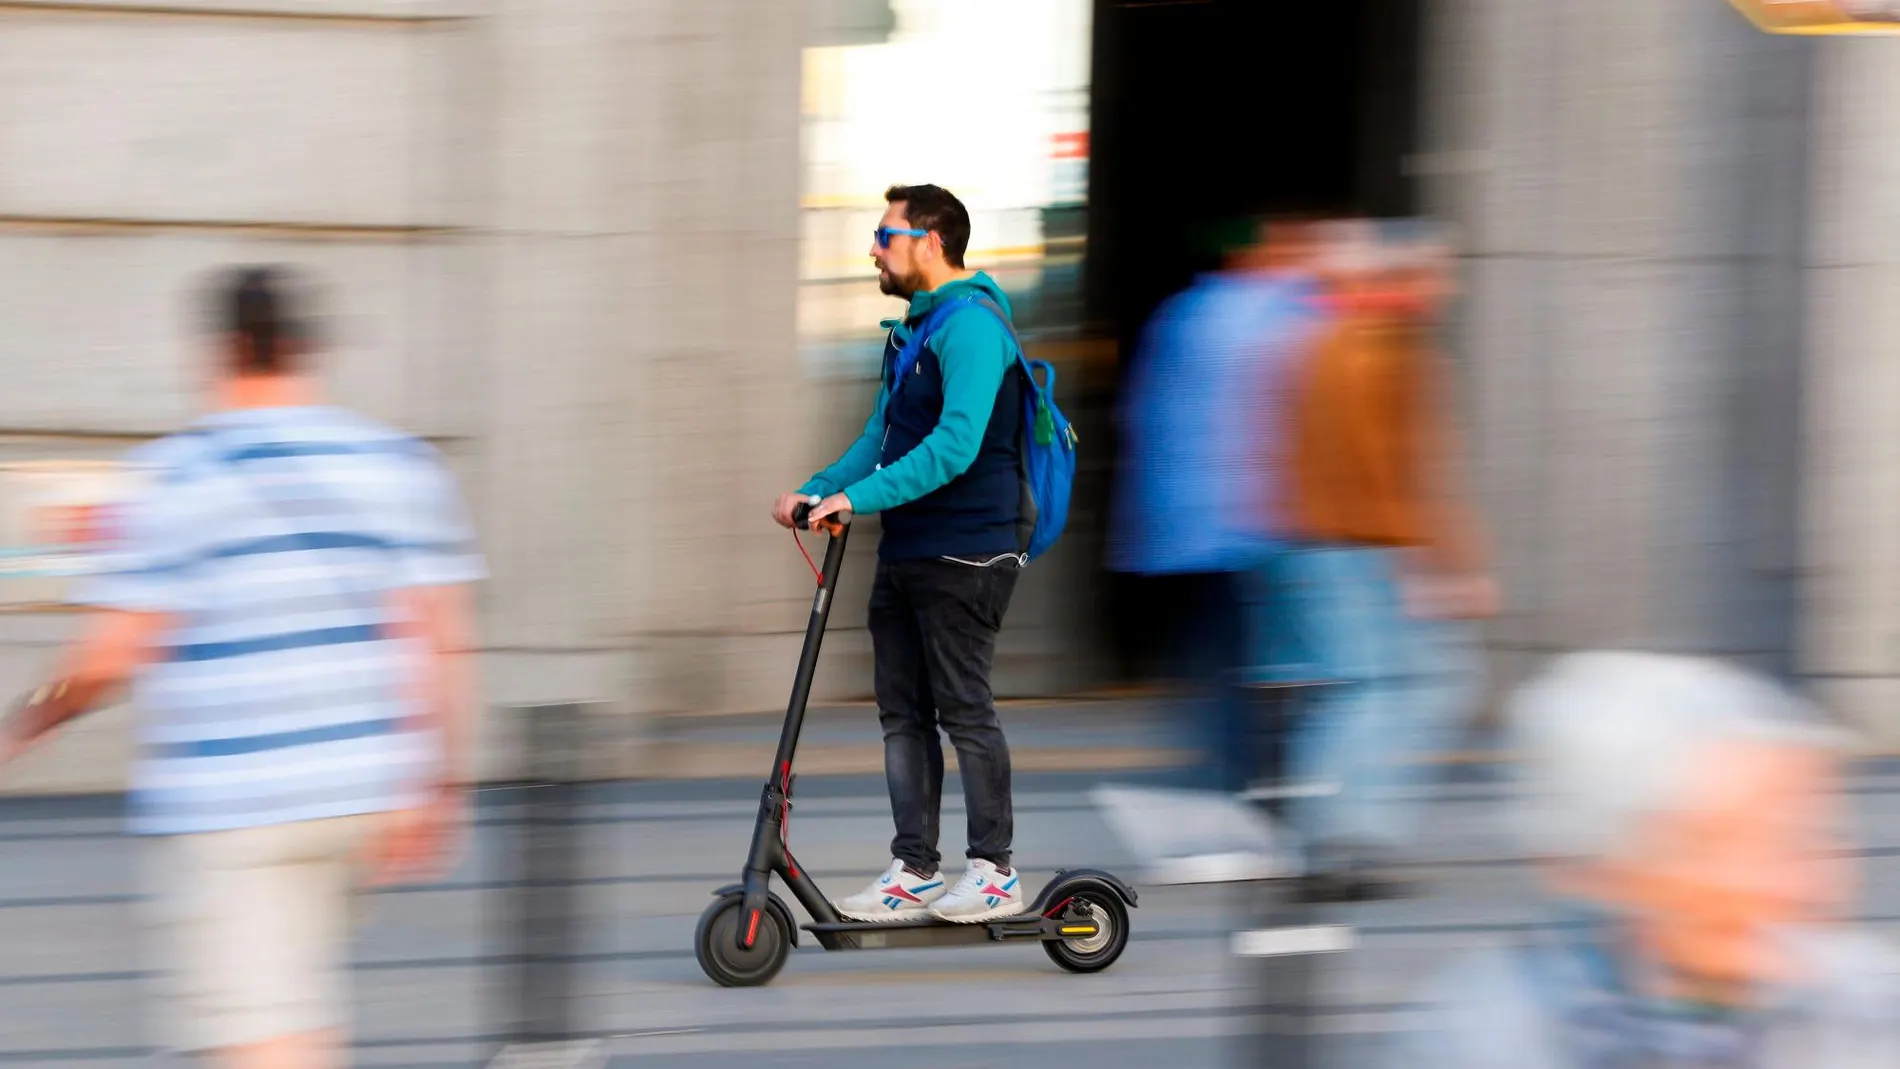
[1084,0,1424,345]
[1080,0,1426,680]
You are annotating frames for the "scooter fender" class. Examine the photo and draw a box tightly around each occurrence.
[1032,868,1141,913]
[712,883,800,947]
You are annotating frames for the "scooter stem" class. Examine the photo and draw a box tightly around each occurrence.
[738,519,852,950]
[774,521,850,773]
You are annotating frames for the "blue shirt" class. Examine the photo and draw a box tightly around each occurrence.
[1106,271,1320,575]
[72,406,485,835]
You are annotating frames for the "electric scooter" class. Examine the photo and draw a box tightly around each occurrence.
[693,503,1138,987]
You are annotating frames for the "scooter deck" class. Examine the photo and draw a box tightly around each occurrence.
[798,870,1128,951]
[804,912,1097,951]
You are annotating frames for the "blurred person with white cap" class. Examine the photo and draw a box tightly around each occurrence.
[1386,651,1899,1069]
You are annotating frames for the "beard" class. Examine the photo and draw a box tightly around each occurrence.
[877,264,923,299]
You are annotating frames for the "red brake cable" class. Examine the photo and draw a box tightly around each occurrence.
[793,528,822,585]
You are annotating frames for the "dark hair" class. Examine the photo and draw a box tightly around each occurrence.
[211,265,308,374]
[884,184,972,267]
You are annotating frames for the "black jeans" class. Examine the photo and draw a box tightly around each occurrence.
[868,556,1020,873]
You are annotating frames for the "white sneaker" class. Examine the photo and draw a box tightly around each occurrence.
[835,859,947,922]
[928,858,1026,923]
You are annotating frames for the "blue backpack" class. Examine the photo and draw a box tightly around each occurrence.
[891,295,1078,562]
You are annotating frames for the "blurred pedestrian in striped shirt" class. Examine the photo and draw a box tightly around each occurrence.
[1,265,484,1069]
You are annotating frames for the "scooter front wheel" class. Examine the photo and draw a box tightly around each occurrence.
[695,892,792,987]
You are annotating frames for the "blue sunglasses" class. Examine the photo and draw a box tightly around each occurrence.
[874,226,930,248]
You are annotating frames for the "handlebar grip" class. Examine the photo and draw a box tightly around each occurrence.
[790,500,850,532]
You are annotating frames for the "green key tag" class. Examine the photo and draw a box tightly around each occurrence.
[1035,399,1056,447]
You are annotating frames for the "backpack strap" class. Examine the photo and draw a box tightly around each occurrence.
[888,298,974,401]
[959,295,1050,395]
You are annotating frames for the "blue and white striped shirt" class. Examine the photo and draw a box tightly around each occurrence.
[72,406,485,836]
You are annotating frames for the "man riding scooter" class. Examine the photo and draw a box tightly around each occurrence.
[773,183,1032,923]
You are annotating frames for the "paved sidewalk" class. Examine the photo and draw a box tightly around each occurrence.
[2,700,1896,1068]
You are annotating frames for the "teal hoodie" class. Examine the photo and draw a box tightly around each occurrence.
[799,272,1018,517]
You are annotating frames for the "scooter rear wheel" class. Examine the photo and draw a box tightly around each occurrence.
[1043,883,1131,973]
[695,892,792,987]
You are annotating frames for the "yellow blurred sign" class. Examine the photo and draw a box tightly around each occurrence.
[1729,0,1900,33]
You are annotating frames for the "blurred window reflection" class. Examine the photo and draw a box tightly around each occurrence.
[797,0,1093,379]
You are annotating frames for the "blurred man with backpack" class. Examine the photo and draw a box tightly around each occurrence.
[773,183,1073,923]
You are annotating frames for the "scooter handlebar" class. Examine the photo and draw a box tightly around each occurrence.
[790,501,851,533]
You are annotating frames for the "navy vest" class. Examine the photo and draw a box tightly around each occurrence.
[876,321,1027,561]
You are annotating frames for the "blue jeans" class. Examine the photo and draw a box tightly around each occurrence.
[1261,544,1484,860]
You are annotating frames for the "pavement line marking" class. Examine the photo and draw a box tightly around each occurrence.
[486,1040,606,1069]
[1230,925,1357,957]
[615,1029,704,1038]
